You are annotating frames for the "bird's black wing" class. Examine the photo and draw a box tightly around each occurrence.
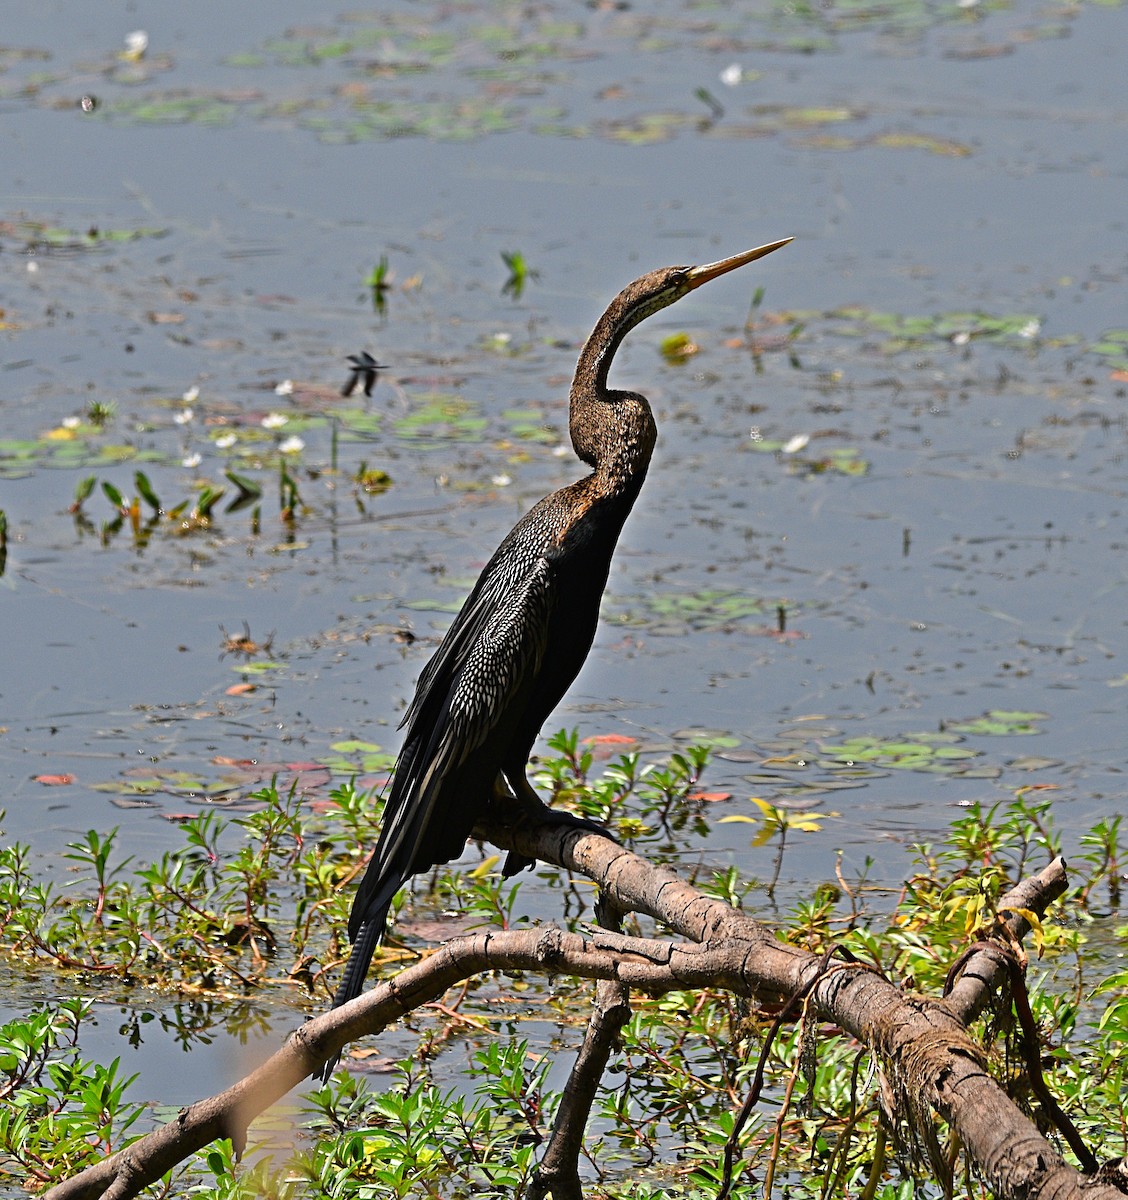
[346,550,553,942]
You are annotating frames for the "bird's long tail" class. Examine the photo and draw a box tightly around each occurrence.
[314,911,388,1082]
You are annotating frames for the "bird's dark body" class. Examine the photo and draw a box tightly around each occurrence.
[345,476,643,947]
[322,239,791,1057]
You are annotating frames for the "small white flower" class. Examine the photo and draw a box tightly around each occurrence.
[1018,319,1041,339]
[782,433,810,455]
[749,426,763,443]
[174,408,194,425]
[26,260,39,274]
[552,444,570,457]
[182,452,202,469]
[215,433,237,450]
[720,63,743,86]
[262,412,288,429]
[492,473,512,487]
[279,435,305,455]
[62,416,81,429]
[124,30,148,57]
[951,331,971,346]
[182,385,200,403]
[274,379,294,396]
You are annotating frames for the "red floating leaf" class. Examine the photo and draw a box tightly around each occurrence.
[688,791,733,804]
[34,773,75,786]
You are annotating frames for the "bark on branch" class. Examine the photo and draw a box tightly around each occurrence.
[43,826,1122,1200]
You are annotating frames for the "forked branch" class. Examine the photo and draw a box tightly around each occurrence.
[43,828,1121,1200]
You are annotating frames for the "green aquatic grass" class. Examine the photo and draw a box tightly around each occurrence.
[0,764,1125,1197]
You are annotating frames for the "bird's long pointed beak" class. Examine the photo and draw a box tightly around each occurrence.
[685,237,794,291]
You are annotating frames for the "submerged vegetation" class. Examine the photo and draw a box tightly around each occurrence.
[0,737,1125,1197]
[6,0,1124,146]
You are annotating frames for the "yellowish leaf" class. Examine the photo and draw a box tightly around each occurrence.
[468,855,501,879]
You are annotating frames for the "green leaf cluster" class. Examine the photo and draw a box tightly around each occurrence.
[0,751,1125,1196]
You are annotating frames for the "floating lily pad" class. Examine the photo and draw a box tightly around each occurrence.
[610,589,782,635]
[323,740,397,775]
[393,394,488,444]
[748,437,869,477]
[945,710,1048,736]
[1008,756,1061,771]
[92,769,228,799]
[1089,329,1128,372]
[105,91,247,127]
[91,779,165,797]
[659,332,699,363]
[670,729,741,748]
[335,408,386,439]
[873,131,972,157]
[824,306,1044,350]
[0,218,168,252]
[602,111,699,145]
[0,426,167,478]
[501,409,557,443]
[820,732,983,774]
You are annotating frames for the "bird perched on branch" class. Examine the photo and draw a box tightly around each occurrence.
[320,238,792,1074]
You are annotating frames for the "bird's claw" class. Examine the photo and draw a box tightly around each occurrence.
[499,805,616,877]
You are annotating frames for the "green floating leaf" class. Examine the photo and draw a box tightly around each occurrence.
[355,467,392,495]
[671,729,741,748]
[91,780,163,796]
[946,710,1048,736]
[614,589,776,634]
[501,409,555,444]
[393,394,488,443]
[659,332,698,363]
[323,740,398,774]
[330,740,385,754]
[820,732,982,774]
[873,131,972,157]
[1008,756,1061,771]
[401,597,464,613]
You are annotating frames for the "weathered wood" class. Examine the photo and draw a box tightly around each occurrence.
[44,832,1118,1200]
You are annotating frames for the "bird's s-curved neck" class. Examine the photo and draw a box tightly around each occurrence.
[574,288,672,395]
[567,290,661,493]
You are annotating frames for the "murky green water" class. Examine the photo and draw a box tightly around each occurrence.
[1,0,1126,1098]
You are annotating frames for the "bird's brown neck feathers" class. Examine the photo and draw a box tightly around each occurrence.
[567,279,664,498]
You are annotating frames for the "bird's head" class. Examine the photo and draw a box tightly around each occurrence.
[570,237,794,473]
[608,237,795,345]
[579,238,794,392]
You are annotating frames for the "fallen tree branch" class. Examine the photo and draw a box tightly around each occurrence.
[942,856,1069,1026]
[43,830,1121,1200]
